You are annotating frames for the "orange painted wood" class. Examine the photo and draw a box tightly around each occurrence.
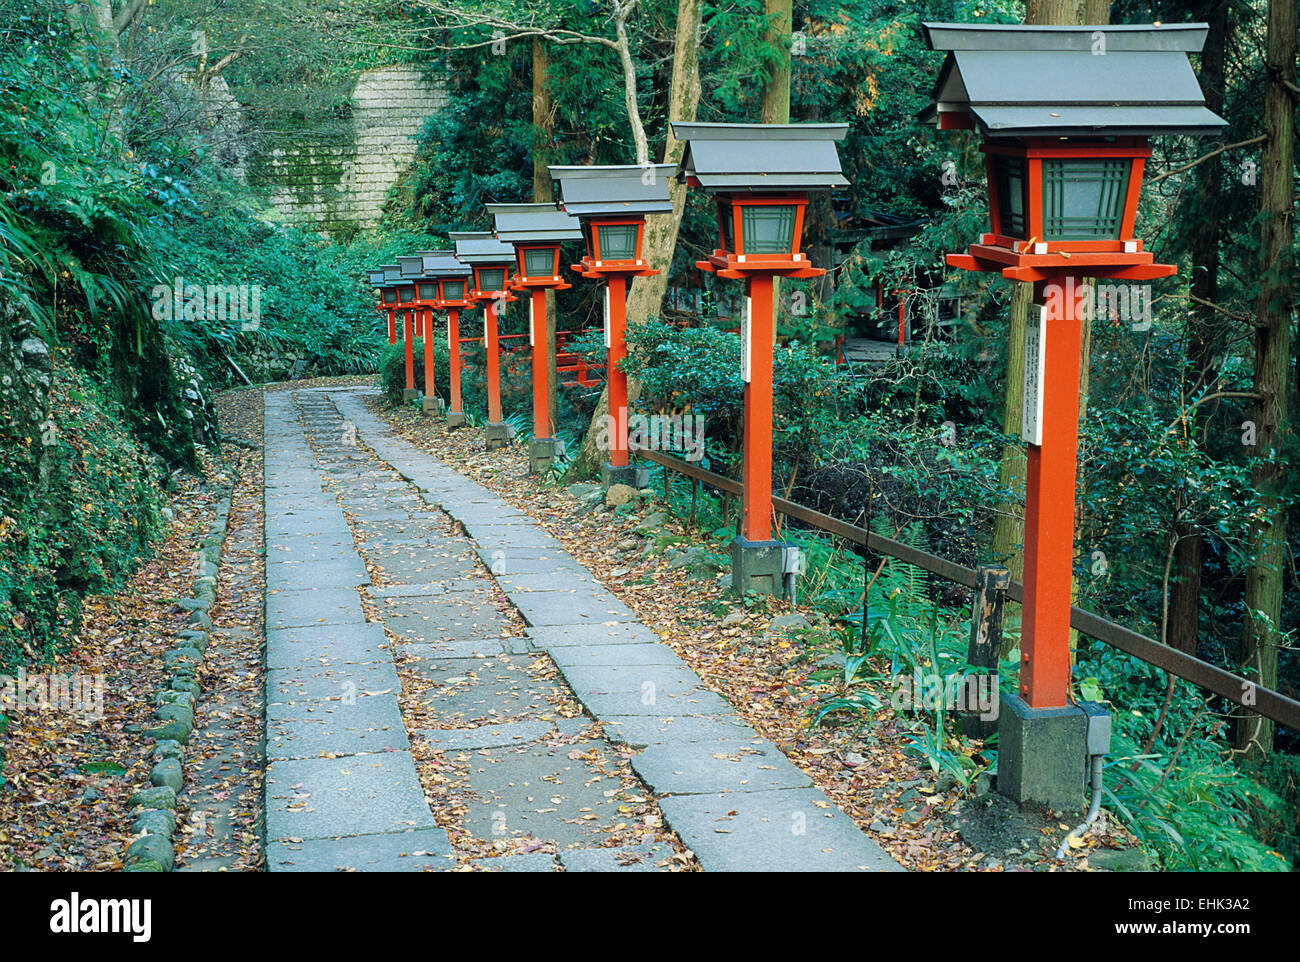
[448,307,462,416]
[607,274,629,467]
[742,274,775,543]
[423,309,436,400]
[403,309,415,391]
[530,288,550,439]
[1020,280,1084,708]
[484,300,503,424]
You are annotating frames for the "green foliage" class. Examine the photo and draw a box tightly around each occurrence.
[0,359,163,674]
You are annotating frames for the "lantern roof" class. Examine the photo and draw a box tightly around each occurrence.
[547,164,677,217]
[486,203,582,244]
[449,231,517,265]
[380,265,403,285]
[419,250,472,277]
[919,22,1227,137]
[670,122,849,192]
[366,268,387,287]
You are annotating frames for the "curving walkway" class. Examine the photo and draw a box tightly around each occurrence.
[262,385,900,872]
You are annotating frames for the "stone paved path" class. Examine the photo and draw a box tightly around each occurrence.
[262,385,901,872]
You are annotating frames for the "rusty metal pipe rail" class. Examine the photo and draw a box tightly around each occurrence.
[637,448,1300,733]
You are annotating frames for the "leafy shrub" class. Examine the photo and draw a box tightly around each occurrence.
[0,359,163,674]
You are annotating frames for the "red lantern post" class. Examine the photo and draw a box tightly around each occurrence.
[452,231,518,451]
[487,204,582,473]
[673,122,849,599]
[922,20,1225,810]
[550,164,676,490]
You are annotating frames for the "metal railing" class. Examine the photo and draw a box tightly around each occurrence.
[637,448,1300,733]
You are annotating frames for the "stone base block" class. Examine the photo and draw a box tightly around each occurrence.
[529,437,565,474]
[600,462,648,491]
[997,693,1104,814]
[484,422,512,451]
[446,411,466,428]
[731,536,794,601]
[402,388,420,403]
[421,395,445,415]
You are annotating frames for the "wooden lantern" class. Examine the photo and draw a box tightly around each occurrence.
[549,164,676,483]
[487,203,582,467]
[451,231,520,441]
[922,21,1225,713]
[673,122,848,600]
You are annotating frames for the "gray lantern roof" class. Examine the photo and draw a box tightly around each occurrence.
[919,22,1227,137]
[547,165,677,217]
[366,268,387,287]
[395,251,471,279]
[487,202,583,244]
[450,231,517,265]
[420,250,472,277]
[670,122,849,192]
[381,265,404,287]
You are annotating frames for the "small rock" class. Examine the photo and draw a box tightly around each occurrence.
[567,482,600,501]
[125,834,174,871]
[163,647,202,669]
[605,483,638,508]
[81,787,102,804]
[128,786,177,810]
[609,567,631,578]
[768,613,810,632]
[869,820,890,834]
[1090,848,1150,872]
[150,758,183,793]
[844,751,867,768]
[132,809,176,837]
[617,538,640,552]
[153,740,183,760]
[720,611,746,628]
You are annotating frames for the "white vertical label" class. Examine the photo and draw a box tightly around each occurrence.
[1022,305,1045,445]
[603,288,611,349]
[529,297,535,347]
[447,322,453,351]
[740,296,752,383]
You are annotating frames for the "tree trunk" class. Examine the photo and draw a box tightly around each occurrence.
[760,0,792,326]
[567,0,702,480]
[532,37,559,434]
[1236,0,1294,758]
[1169,0,1229,657]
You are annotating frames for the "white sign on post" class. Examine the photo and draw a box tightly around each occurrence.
[528,296,535,347]
[1022,304,1046,446]
[603,288,611,349]
[740,296,752,383]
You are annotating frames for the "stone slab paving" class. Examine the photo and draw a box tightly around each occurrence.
[264,387,681,872]
[326,389,902,873]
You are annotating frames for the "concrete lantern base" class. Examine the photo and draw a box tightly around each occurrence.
[600,462,648,491]
[997,693,1107,814]
[402,388,420,403]
[529,437,565,475]
[484,422,512,451]
[421,396,445,416]
[731,536,794,601]
[446,411,467,429]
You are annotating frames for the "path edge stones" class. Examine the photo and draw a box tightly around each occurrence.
[122,484,235,873]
